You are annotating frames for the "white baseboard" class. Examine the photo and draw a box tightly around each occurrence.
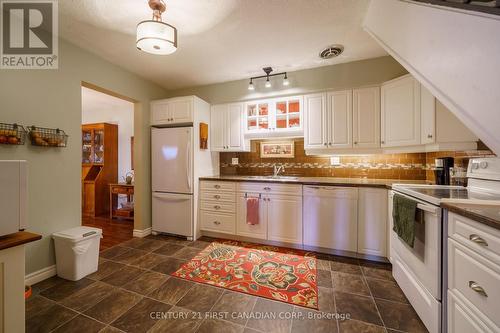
[25,265,57,286]
[133,227,152,238]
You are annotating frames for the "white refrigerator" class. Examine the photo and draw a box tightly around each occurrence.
[152,127,194,238]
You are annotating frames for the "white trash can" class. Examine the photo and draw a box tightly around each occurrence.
[52,226,103,281]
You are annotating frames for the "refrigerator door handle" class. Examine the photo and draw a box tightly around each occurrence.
[153,193,191,201]
[186,137,192,191]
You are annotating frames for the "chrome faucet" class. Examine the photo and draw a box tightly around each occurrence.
[273,164,285,177]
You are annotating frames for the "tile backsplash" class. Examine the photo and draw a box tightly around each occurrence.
[219,139,494,183]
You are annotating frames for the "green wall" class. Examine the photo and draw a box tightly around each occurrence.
[0,39,166,274]
[166,56,407,104]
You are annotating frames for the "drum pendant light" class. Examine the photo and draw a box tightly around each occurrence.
[136,0,177,55]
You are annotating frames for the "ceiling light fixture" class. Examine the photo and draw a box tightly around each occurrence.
[283,73,290,86]
[248,79,255,91]
[265,77,272,88]
[137,0,177,55]
[247,67,289,91]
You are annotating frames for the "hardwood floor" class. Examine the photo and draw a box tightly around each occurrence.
[82,216,133,251]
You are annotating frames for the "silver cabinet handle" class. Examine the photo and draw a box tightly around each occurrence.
[214,195,221,199]
[469,281,488,297]
[213,221,221,225]
[469,234,488,247]
[381,140,385,144]
[354,141,358,145]
[329,142,332,145]
[263,187,271,191]
[214,205,221,210]
[214,185,221,189]
[324,143,328,146]
[427,134,433,139]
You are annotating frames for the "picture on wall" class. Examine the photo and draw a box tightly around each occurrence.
[260,141,295,158]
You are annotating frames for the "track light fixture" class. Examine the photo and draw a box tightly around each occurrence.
[247,67,289,90]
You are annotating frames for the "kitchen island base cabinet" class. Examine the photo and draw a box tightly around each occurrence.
[303,186,358,252]
[358,188,388,257]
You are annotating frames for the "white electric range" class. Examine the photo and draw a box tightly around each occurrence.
[389,157,500,333]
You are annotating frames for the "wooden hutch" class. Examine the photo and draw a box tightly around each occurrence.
[81,123,118,217]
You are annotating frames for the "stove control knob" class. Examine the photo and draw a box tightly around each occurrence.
[480,161,488,169]
[472,162,480,170]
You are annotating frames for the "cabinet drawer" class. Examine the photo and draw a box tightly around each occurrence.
[200,211,235,234]
[200,181,236,192]
[448,212,500,265]
[201,200,235,213]
[448,290,499,333]
[448,239,500,327]
[201,191,235,203]
[237,182,302,195]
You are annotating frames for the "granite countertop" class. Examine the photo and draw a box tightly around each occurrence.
[0,231,41,251]
[199,175,430,189]
[442,202,500,231]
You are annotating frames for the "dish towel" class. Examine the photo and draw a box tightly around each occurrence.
[246,197,260,225]
[392,194,418,248]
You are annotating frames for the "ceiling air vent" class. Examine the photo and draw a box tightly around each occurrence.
[319,45,344,59]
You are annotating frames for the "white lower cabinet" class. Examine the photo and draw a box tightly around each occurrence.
[447,211,500,333]
[303,186,358,252]
[266,193,302,244]
[200,180,388,258]
[358,188,388,257]
[236,193,267,240]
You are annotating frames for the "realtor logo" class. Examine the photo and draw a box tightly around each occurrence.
[1,0,58,69]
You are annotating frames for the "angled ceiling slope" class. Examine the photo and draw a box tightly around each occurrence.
[363,0,500,156]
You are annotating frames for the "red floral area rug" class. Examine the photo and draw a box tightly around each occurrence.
[172,240,318,309]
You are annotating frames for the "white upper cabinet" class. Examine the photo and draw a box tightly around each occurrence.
[353,87,381,149]
[304,93,327,149]
[381,75,421,147]
[420,84,436,145]
[245,96,303,137]
[305,88,381,152]
[151,96,194,126]
[328,90,353,148]
[210,103,248,152]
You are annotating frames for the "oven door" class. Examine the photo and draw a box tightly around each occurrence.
[390,190,442,300]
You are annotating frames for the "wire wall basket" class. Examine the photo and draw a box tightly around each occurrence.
[0,123,26,145]
[28,126,68,147]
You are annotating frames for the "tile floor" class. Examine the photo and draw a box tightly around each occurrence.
[27,235,428,333]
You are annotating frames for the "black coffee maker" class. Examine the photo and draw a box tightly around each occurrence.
[434,157,454,185]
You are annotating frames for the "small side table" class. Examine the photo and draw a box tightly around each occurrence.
[109,183,134,220]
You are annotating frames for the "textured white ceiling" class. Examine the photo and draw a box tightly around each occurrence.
[60,0,387,90]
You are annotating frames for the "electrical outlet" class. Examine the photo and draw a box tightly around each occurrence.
[231,158,239,165]
[330,156,341,166]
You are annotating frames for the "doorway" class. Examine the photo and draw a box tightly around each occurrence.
[80,85,135,250]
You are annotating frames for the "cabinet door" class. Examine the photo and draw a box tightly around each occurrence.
[353,87,381,148]
[267,194,302,244]
[303,187,358,252]
[420,84,436,144]
[236,193,267,239]
[358,188,388,257]
[210,104,226,151]
[274,96,303,132]
[381,75,421,147]
[169,98,193,124]
[227,103,244,150]
[327,90,352,148]
[304,93,327,149]
[246,101,270,133]
[151,101,170,125]
[448,291,497,333]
